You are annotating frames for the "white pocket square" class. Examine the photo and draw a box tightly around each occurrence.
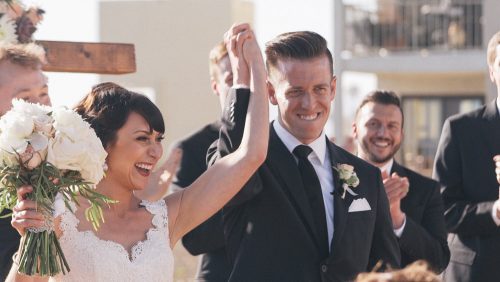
[348,198,371,212]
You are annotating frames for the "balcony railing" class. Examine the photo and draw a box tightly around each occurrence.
[343,0,483,56]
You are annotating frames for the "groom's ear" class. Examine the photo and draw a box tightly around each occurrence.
[267,80,278,105]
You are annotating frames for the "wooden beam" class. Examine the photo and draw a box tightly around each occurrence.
[37,40,136,74]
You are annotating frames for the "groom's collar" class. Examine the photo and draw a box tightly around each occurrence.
[273,120,327,165]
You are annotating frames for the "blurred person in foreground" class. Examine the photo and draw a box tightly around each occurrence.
[352,90,449,272]
[355,261,440,282]
[434,31,500,282]
[0,43,50,281]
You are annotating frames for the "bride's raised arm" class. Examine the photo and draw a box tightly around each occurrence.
[165,23,268,246]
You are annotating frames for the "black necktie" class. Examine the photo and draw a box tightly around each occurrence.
[293,145,329,259]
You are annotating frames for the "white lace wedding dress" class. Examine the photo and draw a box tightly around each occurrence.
[49,199,174,282]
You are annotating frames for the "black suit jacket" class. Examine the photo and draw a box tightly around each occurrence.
[216,91,400,282]
[434,99,500,282]
[0,210,20,281]
[390,161,449,272]
[175,121,231,282]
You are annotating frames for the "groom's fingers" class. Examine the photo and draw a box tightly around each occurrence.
[236,30,251,60]
[229,23,249,37]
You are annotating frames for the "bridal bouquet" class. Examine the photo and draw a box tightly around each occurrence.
[0,100,113,276]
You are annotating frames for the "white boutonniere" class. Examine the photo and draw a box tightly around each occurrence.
[333,164,360,199]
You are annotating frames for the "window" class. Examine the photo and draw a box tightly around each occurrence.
[400,95,483,176]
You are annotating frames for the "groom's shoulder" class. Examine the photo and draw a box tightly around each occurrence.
[330,142,379,174]
[447,103,487,126]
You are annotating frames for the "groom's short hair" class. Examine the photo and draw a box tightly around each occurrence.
[264,31,334,80]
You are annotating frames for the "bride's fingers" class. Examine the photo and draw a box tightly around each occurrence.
[13,198,38,212]
[16,185,33,200]
[11,218,45,234]
[13,210,45,221]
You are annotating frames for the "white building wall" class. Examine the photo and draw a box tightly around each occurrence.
[99,0,237,150]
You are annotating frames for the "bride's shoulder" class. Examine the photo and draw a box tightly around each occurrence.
[140,198,168,216]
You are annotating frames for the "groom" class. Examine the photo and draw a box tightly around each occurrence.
[216,25,400,281]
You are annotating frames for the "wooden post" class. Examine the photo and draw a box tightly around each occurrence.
[37,40,136,74]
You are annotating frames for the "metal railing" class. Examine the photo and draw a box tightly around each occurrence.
[343,0,483,56]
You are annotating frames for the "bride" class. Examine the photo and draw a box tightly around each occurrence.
[7,23,266,282]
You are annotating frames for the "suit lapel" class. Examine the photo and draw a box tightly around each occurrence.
[480,100,500,157]
[267,127,321,246]
[327,140,351,254]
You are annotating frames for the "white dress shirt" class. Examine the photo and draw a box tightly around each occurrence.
[273,120,335,249]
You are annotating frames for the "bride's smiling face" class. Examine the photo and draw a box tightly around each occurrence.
[105,112,164,191]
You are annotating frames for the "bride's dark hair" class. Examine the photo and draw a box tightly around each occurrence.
[74,82,165,148]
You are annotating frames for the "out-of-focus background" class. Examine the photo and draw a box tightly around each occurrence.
[26,0,500,279]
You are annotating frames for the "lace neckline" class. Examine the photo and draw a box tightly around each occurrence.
[64,199,167,263]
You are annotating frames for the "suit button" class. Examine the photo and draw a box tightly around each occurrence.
[321,265,327,272]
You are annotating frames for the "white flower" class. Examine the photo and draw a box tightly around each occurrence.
[0,15,18,44]
[337,164,354,180]
[11,100,54,137]
[0,110,33,153]
[334,163,360,199]
[11,99,51,118]
[0,100,52,155]
[47,107,107,184]
[51,107,91,140]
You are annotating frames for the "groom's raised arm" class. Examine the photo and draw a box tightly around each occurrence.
[206,87,263,207]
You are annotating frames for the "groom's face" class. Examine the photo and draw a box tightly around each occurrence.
[268,55,336,145]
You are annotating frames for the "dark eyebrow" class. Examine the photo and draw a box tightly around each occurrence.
[133,129,151,134]
[314,83,330,88]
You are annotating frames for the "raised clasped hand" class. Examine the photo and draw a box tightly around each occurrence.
[224,23,263,87]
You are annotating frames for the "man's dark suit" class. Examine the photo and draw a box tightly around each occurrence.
[1,210,20,281]
[434,99,500,282]
[390,161,449,271]
[215,90,401,282]
[175,121,232,281]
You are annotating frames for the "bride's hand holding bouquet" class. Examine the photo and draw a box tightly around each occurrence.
[0,100,114,276]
